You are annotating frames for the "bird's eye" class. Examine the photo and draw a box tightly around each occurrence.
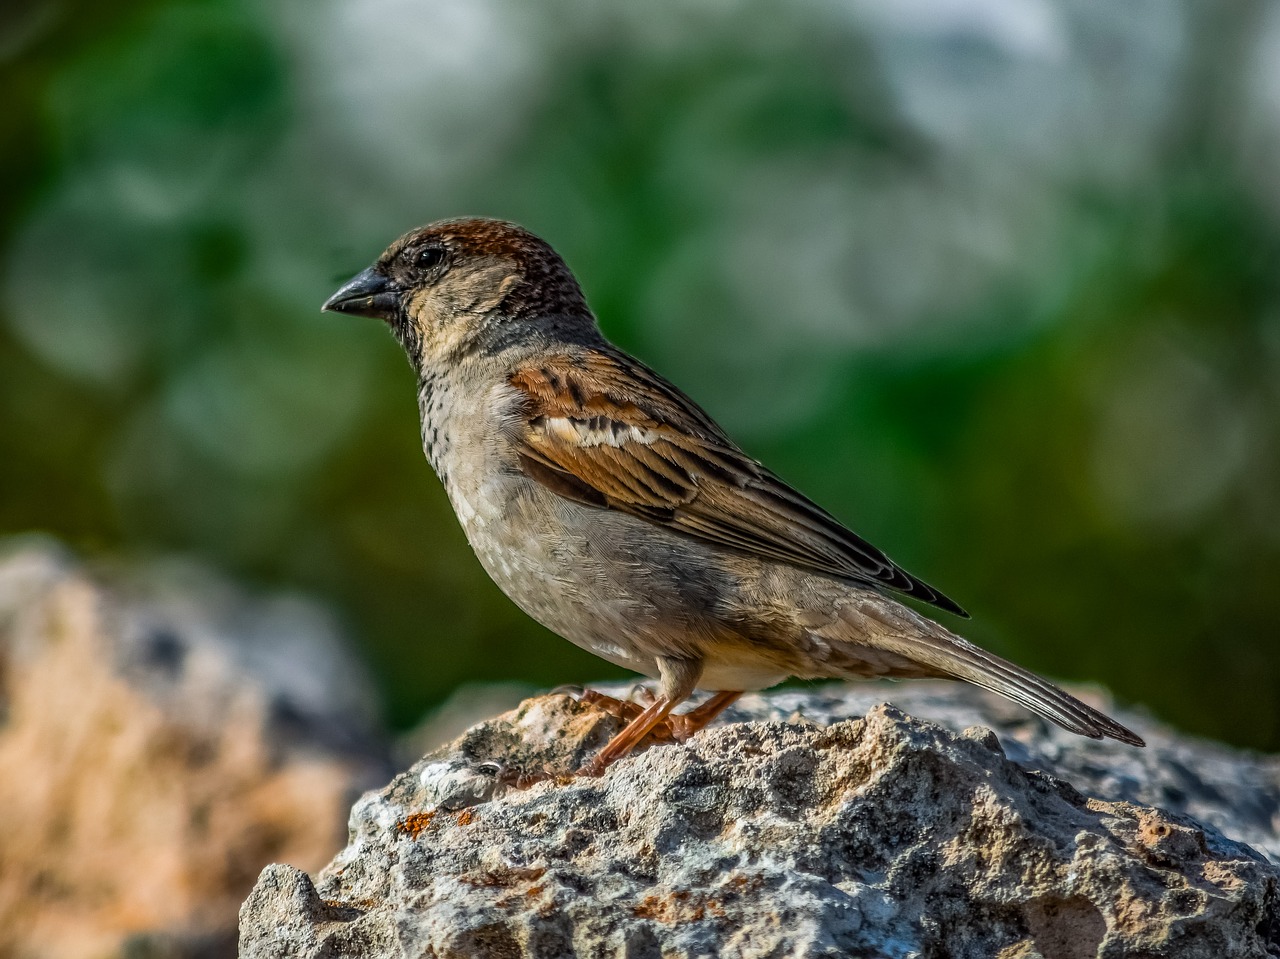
[416,246,445,271]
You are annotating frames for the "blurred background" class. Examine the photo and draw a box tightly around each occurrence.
[2,0,1277,751]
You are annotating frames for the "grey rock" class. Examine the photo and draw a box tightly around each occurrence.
[240,684,1280,959]
[726,682,1280,866]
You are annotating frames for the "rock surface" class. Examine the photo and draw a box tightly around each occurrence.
[0,538,390,959]
[241,684,1280,959]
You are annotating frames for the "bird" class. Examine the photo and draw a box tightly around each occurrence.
[322,217,1144,774]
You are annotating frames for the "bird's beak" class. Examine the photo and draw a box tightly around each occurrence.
[321,267,402,321]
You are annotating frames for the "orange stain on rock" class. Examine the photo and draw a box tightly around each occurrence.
[394,812,436,840]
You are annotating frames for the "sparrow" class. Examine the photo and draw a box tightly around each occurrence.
[322,217,1144,773]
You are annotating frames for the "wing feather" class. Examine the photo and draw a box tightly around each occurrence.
[508,350,967,616]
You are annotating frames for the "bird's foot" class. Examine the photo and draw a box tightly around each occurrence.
[575,688,742,746]
[572,687,676,741]
[664,690,745,743]
[509,688,746,787]
[576,688,647,722]
[581,691,683,745]
[575,756,608,778]
[556,682,657,706]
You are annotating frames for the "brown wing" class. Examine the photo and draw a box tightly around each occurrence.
[507,350,967,617]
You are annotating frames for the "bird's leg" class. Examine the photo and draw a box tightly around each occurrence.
[578,683,657,712]
[557,680,657,723]
[549,685,673,749]
[579,656,700,776]
[665,690,744,743]
[579,696,678,776]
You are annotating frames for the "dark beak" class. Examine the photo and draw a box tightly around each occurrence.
[321,267,402,320]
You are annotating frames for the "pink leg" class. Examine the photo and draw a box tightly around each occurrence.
[580,657,702,775]
[580,695,680,776]
[666,691,743,742]
[577,689,647,723]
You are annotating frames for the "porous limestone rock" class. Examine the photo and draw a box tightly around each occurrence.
[0,538,389,959]
[240,684,1280,959]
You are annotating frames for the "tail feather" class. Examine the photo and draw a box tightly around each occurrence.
[858,614,1145,747]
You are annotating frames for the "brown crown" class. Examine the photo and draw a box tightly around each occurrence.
[393,218,593,320]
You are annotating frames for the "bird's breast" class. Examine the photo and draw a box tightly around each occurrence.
[414,368,811,688]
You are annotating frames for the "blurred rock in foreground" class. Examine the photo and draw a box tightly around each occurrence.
[0,537,390,959]
[242,685,1280,959]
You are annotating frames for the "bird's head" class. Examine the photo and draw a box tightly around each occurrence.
[322,218,595,369]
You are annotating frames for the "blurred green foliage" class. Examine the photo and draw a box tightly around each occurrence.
[2,0,1278,747]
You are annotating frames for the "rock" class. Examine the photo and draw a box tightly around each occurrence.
[0,537,390,959]
[240,684,1280,959]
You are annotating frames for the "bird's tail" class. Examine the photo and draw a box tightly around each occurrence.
[834,604,1146,747]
